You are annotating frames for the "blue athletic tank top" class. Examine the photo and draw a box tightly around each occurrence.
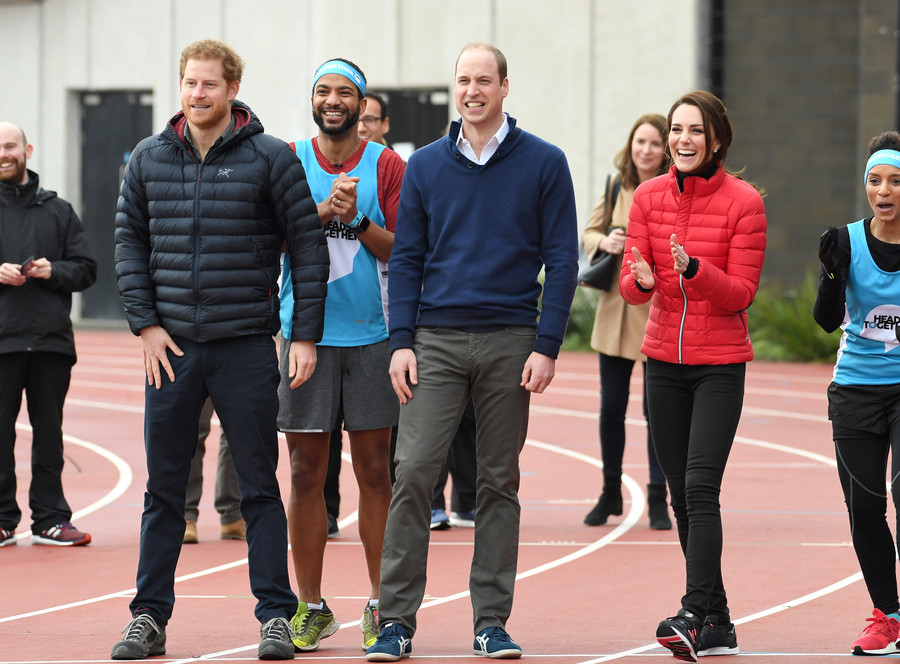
[280,140,389,346]
[833,219,900,385]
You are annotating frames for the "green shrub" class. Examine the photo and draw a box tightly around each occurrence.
[748,270,841,362]
[563,286,598,351]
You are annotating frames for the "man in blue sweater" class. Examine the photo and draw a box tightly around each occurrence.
[366,43,578,662]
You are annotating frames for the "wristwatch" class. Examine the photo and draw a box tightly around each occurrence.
[354,213,371,233]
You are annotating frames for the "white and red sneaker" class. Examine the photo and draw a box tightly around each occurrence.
[32,522,91,546]
[0,528,16,547]
[852,609,900,656]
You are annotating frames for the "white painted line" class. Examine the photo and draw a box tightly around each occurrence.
[575,426,855,663]
[64,398,145,414]
[5,425,132,549]
[158,442,643,664]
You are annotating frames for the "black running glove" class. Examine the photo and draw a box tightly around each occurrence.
[818,226,846,282]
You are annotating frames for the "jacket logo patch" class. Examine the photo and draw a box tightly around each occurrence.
[217,167,233,178]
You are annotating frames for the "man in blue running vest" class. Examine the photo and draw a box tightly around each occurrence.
[277,57,406,653]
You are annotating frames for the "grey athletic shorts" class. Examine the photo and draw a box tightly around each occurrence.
[277,339,399,433]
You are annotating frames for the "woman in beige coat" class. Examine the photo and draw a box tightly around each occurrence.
[581,113,671,529]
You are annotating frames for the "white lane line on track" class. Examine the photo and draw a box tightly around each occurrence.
[5,384,850,662]
[4,425,133,550]
[65,398,144,414]
[144,439,647,664]
[140,404,848,662]
[574,422,857,662]
[71,380,144,393]
[0,435,644,662]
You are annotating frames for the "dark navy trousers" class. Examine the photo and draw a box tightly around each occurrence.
[130,334,296,626]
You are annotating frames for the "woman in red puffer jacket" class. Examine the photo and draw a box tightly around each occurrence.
[621,90,766,662]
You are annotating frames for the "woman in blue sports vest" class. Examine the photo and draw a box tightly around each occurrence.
[814,130,900,656]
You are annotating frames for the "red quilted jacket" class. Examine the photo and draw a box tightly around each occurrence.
[619,165,766,365]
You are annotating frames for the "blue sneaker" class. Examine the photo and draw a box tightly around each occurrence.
[366,622,412,661]
[430,509,450,530]
[474,626,522,659]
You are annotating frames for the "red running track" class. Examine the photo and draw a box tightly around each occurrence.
[1,330,874,662]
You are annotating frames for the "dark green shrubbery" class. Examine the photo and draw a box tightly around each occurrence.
[561,286,599,351]
[747,271,841,363]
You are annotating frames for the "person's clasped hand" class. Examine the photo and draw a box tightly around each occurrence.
[602,227,626,255]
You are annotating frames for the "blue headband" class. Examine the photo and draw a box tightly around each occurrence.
[864,149,900,184]
[312,60,366,96]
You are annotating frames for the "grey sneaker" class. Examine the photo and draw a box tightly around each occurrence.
[111,614,166,660]
[258,617,295,660]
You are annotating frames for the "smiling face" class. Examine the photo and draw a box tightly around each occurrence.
[631,123,666,183]
[0,122,32,185]
[454,47,508,133]
[668,103,720,174]
[866,164,900,226]
[179,58,239,134]
[313,74,363,138]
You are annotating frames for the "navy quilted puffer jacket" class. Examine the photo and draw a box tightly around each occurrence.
[115,101,328,343]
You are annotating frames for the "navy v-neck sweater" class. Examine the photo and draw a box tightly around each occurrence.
[388,116,578,359]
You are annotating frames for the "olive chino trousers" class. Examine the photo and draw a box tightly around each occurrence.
[377,326,534,637]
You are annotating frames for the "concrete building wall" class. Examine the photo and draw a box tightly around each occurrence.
[721,1,897,283]
[0,0,700,235]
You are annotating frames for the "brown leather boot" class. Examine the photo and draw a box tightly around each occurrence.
[183,519,198,544]
[220,518,246,540]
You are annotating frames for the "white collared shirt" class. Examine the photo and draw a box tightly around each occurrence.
[456,113,510,165]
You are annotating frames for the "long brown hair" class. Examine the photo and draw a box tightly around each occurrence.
[614,113,669,190]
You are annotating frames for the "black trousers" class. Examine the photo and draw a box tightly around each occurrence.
[324,426,343,519]
[832,382,900,616]
[0,352,74,533]
[645,358,745,621]
[598,353,665,487]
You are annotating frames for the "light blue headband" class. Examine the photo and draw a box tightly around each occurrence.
[864,149,900,184]
[312,60,366,96]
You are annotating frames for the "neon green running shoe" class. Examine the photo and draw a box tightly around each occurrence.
[360,603,379,650]
[290,600,339,652]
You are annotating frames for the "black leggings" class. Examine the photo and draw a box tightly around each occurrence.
[645,359,745,621]
[834,423,900,615]
[598,353,665,486]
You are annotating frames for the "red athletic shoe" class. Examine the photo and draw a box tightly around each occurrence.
[32,522,91,546]
[852,609,900,655]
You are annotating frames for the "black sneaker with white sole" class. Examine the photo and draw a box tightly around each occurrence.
[656,609,702,662]
[697,614,738,657]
